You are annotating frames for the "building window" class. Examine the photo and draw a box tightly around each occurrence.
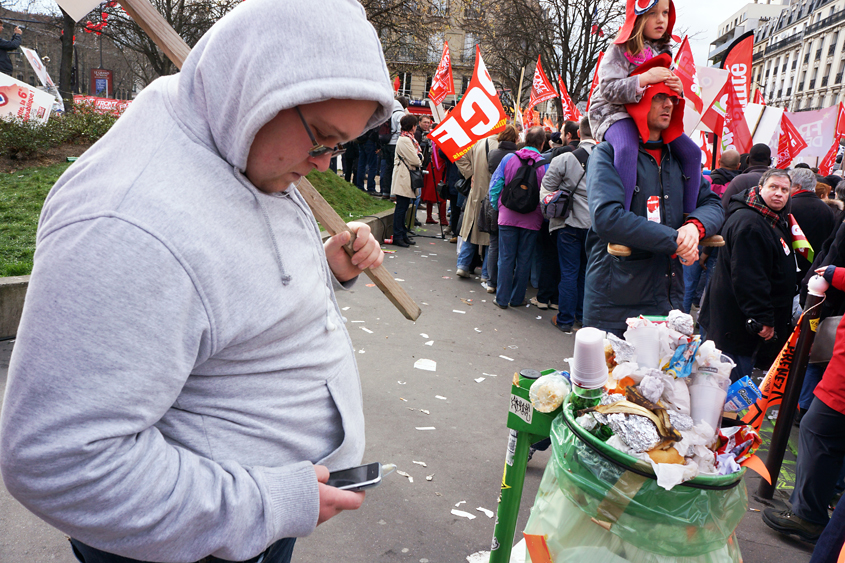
[461,75,469,94]
[397,72,412,98]
[424,75,433,97]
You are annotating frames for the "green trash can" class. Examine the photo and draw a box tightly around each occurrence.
[522,397,747,562]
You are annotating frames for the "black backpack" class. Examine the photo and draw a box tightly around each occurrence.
[378,109,403,145]
[501,155,549,214]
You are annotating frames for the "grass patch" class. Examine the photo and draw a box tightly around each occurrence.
[0,162,72,276]
[306,169,393,228]
[0,164,393,277]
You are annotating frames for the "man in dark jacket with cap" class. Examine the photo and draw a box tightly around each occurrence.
[584,54,724,335]
[721,143,772,217]
[0,20,22,76]
[699,169,796,381]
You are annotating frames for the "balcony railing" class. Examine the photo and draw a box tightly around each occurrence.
[766,34,803,55]
[753,51,764,62]
[805,8,845,34]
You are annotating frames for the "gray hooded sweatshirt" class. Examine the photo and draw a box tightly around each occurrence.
[0,1,393,561]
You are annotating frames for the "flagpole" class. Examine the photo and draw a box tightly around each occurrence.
[514,66,526,120]
[711,133,718,170]
[749,106,766,141]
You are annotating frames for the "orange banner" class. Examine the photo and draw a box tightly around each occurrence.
[742,320,801,431]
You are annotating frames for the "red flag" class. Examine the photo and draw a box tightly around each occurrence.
[429,46,507,162]
[720,78,753,154]
[721,31,754,110]
[528,55,557,111]
[428,41,455,106]
[789,214,814,261]
[700,81,729,134]
[393,76,400,93]
[557,76,581,122]
[753,89,766,105]
[586,52,604,113]
[672,36,703,114]
[543,117,555,131]
[819,102,845,176]
[699,132,713,169]
[775,114,808,169]
[522,106,538,128]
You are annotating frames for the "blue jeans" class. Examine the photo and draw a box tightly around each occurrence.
[356,139,378,192]
[682,247,716,313]
[811,497,845,562]
[497,225,539,307]
[555,226,587,326]
[487,231,499,288]
[800,362,827,412]
[381,144,395,195]
[70,538,296,563]
[457,241,488,279]
[724,352,754,383]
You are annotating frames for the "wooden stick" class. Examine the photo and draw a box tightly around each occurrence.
[115,0,421,321]
[607,235,725,257]
[297,178,421,321]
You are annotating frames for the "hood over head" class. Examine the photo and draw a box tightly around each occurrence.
[173,0,395,172]
[624,53,684,144]
[614,0,676,45]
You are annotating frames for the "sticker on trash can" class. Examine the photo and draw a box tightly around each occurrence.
[509,394,533,425]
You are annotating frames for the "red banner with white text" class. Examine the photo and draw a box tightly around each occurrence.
[558,76,582,122]
[528,55,557,111]
[73,95,131,116]
[819,103,845,176]
[672,36,703,114]
[429,46,507,162]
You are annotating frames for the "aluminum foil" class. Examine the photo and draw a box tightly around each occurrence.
[607,333,637,364]
[669,411,694,431]
[606,413,661,453]
[576,412,599,431]
[601,392,625,405]
[668,310,695,336]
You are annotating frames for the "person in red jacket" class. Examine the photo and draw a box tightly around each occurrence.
[763,264,845,543]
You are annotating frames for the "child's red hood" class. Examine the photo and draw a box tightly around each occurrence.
[614,0,676,45]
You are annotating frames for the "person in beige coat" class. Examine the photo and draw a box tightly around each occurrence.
[456,133,498,278]
[390,114,422,247]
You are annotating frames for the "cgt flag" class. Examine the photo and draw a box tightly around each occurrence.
[586,52,604,113]
[428,41,455,106]
[790,214,814,261]
[775,113,808,169]
[719,30,753,154]
[557,76,582,122]
[819,102,845,176]
[753,88,766,105]
[742,320,802,431]
[720,76,753,154]
[429,46,507,162]
[528,55,558,111]
[672,36,703,114]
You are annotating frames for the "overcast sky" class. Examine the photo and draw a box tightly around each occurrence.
[673,0,778,66]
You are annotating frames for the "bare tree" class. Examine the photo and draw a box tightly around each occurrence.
[468,0,624,119]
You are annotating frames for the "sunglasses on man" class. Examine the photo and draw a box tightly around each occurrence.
[295,106,346,158]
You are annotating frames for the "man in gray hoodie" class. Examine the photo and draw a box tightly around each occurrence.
[0,2,394,562]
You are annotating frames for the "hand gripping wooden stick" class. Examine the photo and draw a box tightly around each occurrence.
[116,0,421,321]
[607,235,725,257]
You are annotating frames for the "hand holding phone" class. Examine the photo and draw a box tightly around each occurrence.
[313,464,366,525]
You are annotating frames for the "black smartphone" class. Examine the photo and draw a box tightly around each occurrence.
[326,462,382,491]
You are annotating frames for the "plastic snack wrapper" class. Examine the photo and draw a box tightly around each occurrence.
[666,337,701,379]
[724,376,763,413]
[716,426,761,466]
[529,373,571,413]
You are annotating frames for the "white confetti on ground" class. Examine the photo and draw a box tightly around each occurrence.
[396,470,413,483]
[476,507,494,518]
[358,349,365,354]
[420,333,429,338]
[419,409,430,415]
[482,373,498,377]
[536,315,542,320]
[394,278,405,282]
[412,460,427,467]
[360,327,373,334]
[508,345,518,349]
[415,426,436,430]
[453,310,466,314]
[499,355,514,361]
[455,500,466,507]
[342,307,350,311]
[426,474,434,481]
[474,327,482,333]
[451,509,476,520]
[435,395,447,400]
[351,320,365,323]
[466,552,490,563]
[474,377,485,383]
[425,341,434,346]
[398,381,406,385]
[414,359,436,371]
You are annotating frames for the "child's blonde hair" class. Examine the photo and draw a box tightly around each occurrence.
[625,12,671,56]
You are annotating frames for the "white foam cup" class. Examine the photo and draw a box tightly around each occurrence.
[689,384,728,431]
[571,327,609,389]
[625,325,660,369]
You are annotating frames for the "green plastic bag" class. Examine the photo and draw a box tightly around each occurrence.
[522,400,747,562]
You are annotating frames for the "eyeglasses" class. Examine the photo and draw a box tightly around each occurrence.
[295,106,346,158]
[653,93,680,106]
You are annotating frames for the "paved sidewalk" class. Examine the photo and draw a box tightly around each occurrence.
[0,220,817,562]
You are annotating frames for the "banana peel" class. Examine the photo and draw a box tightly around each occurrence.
[577,399,682,444]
